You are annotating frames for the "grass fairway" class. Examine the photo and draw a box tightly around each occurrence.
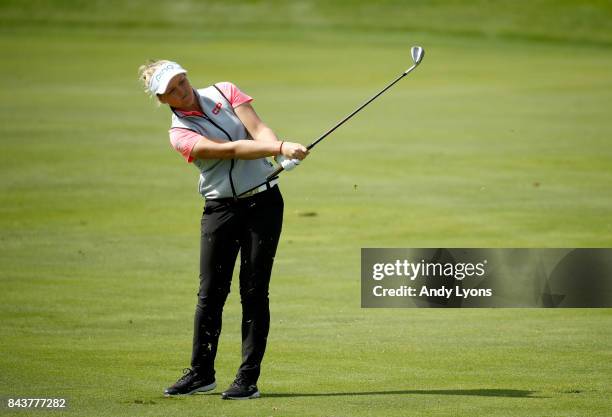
[1,1,611,416]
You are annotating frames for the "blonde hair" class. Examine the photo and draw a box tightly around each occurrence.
[138,59,171,97]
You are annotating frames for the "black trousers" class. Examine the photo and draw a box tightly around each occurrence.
[191,185,283,383]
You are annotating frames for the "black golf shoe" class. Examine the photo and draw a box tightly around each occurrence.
[221,377,260,400]
[163,368,216,396]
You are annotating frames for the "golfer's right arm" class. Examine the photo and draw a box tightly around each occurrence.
[190,136,308,160]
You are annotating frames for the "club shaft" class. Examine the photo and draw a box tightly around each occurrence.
[307,64,416,151]
[240,63,419,196]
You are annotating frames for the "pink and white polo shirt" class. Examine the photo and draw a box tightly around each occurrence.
[169,81,253,162]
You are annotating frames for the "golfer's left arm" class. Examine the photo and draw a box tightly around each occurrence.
[235,103,281,143]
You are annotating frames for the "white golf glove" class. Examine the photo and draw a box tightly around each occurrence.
[274,155,301,171]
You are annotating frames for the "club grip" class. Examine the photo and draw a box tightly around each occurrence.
[267,165,284,180]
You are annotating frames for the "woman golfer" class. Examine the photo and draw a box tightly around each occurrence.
[138,60,308,399]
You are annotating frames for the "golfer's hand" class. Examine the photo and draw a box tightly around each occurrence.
[274,155,300,171]
[281,141,309,160]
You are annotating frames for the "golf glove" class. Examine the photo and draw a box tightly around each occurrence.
[274,155,301,171]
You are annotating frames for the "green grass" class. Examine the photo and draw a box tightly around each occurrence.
[1,1,612,416]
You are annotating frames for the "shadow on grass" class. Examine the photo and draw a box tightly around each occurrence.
[264,389,543,399]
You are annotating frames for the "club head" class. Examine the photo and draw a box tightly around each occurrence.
[411,46,425,65]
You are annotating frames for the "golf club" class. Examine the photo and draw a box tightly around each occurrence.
[238,45,425,197]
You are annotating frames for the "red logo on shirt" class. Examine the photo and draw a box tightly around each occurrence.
[212,102,222,115]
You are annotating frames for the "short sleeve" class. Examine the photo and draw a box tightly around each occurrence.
[216,81,253,108]
[169,128,201,163]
